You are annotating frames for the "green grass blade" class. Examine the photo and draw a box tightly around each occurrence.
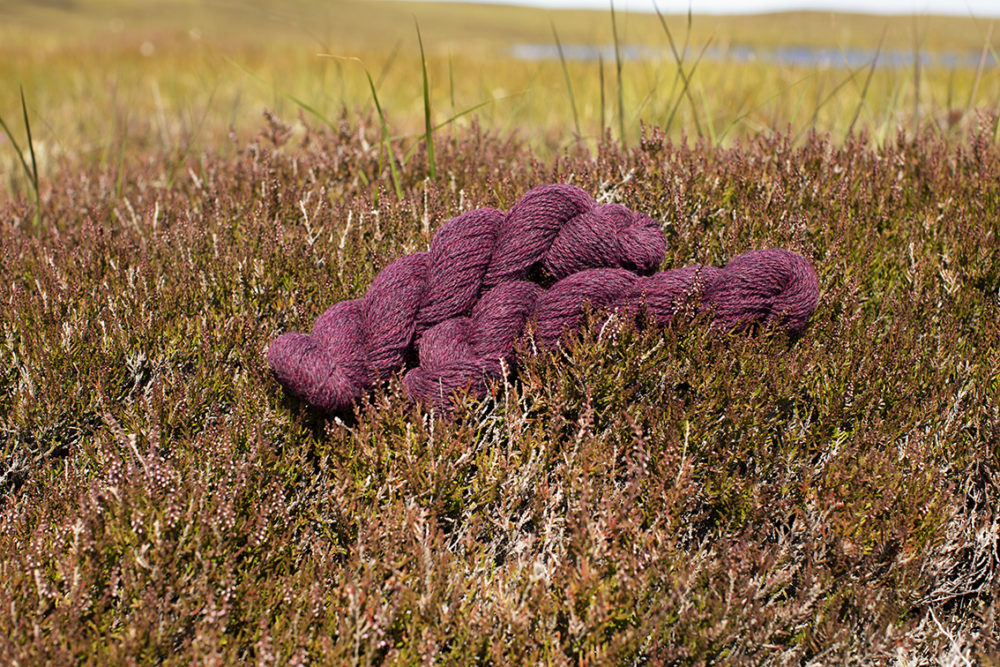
[845,26,886,139]
[226,57,336,130]
[970,24,1000,141]
[654,1,707,138]
[551,21,581,138]
[654,4,687,125]
[698,83,717,145]
[19,86,38,198]
[610,0,626,145]
[630,67,664,133]
[375,39,402,89]
[717,71,816,143]
[363,67,403,200]
[598,53,606,139]
[114,111,129,201]
[433,99,491,132]
[788,72,814,130]
[284,92,335,130]
[166,85,219,190]
[662,33,711,137]
[396,98,495,154]
[448,53,456,115]
[0,113,32,198]
[415,19,436,180]
[315,53,404,198]
[795,64,864,143]
[912,14,923,135]
[967,23,994,116]
[498,74,539,138]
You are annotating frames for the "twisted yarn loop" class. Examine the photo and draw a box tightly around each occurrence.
[267,184,667,413]
[403,249,819,411]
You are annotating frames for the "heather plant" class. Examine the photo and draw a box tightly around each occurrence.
[1,110,999,662]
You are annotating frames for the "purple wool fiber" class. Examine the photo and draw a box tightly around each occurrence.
[403,248,820,411]
[267,184,667,413]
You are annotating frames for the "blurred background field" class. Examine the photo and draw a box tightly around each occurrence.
[3,0,1000,196]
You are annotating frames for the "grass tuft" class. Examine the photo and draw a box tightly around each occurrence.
[846,26,887,139]
[0,86,40,219]
[610,0,627,146]
[551,20,581,139]
[415,18,437,181]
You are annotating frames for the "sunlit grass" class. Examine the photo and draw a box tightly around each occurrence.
[2,0,1000,196]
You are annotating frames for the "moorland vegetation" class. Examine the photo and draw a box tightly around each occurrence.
[2,1,999,662]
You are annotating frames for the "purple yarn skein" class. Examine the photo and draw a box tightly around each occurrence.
[403,248,820,411]
[267,184,667,413]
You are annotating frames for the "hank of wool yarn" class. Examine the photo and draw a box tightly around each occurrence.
[268,184,667,413]
[403,248,819,411]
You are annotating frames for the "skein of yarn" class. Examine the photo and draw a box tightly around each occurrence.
[403,249,819,411]
[268,184,667,413]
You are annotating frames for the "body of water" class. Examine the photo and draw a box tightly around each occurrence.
[415,0,1000,18]
[512,42,1000,68]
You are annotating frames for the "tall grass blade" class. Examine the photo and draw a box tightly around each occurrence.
[946,67,957,119]
[662,35,711,137]
[846,27,887,139]
[317,54,404,198]
[631,67,665,132]
[912,15,922,134]
[498,74,539,138]
[610,0,626,145]
[717,71,816,143]
[654,1,706,138]
[599,53,606,138]
[788,73,813,130]
[375,40,402,89]
[165,86,219,190]
[967,23,994,116]
[448,53,456,115]
[114,111,129,201]
[972,28,1000,142]
[655,5,690,124]
[877,76,908,148]
[415,19,436,180]
[685,6,694,59]
[19,87,38,200]
[395,96,509,156]
[698,84,717,145]
[1,87,41,227]
[433,99,492,132]
[551,21,581,138]
[795,64,863,143]
[226,57,336,130]
[399,98,494,163]
[363,67,403,200]
[0,112,33,199]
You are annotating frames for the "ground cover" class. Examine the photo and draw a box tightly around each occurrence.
[2,1,1000,663]
[2,113,999,661]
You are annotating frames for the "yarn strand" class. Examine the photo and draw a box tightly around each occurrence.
[403,249,819,411]
[268,184,667,413]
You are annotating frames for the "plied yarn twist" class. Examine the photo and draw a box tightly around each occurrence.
[268,184,667,413]
[403,249,820,411]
